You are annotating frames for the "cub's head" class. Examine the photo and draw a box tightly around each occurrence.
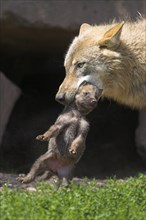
[75,82,101,115]
[56,21,124,105]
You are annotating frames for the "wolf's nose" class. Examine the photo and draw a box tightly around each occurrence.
[55,93,65,104]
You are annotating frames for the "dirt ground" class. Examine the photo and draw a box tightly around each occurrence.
[0,172,108,191]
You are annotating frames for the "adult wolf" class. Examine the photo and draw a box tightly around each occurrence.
[56,18,146,157]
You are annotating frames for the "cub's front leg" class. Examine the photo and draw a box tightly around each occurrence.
[69,119,89,155]
[36,124,60,141]
[36,116,78,142]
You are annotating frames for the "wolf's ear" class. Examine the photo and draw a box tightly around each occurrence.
[98,21,124,49]
[79,23,91,35]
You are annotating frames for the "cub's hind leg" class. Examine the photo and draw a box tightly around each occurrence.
[17,152,53,183]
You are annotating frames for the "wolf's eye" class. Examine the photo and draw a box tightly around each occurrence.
[76,62,85,69]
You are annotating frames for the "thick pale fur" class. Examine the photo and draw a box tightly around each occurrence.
[56,18,146,109]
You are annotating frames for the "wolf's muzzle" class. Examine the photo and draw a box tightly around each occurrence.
[55,93,65,105]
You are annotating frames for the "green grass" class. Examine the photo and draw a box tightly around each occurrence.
[0,174,146,220]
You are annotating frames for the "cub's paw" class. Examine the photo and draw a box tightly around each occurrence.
[36,134,48,141]
[69,148,77,155]
[17,174,32,183]
[17,174,26,183]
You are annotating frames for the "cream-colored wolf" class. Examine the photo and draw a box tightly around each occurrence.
[56,18,146,157]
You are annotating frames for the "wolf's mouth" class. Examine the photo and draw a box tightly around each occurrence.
[97,89,103,100]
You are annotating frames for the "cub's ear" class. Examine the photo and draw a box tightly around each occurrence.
[79,23,91,35]
[98,21,124,49]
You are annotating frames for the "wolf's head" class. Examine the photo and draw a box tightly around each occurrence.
[56,21,124,105]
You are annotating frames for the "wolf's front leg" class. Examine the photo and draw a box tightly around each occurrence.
[135,109,146,159]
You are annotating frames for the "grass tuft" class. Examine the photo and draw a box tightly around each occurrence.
[0,174,146,220]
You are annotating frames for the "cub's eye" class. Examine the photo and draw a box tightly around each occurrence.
[76,62,85,69]
[83,92,89,96]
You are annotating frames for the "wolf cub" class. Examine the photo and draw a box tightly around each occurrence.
[17,83,100,185]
